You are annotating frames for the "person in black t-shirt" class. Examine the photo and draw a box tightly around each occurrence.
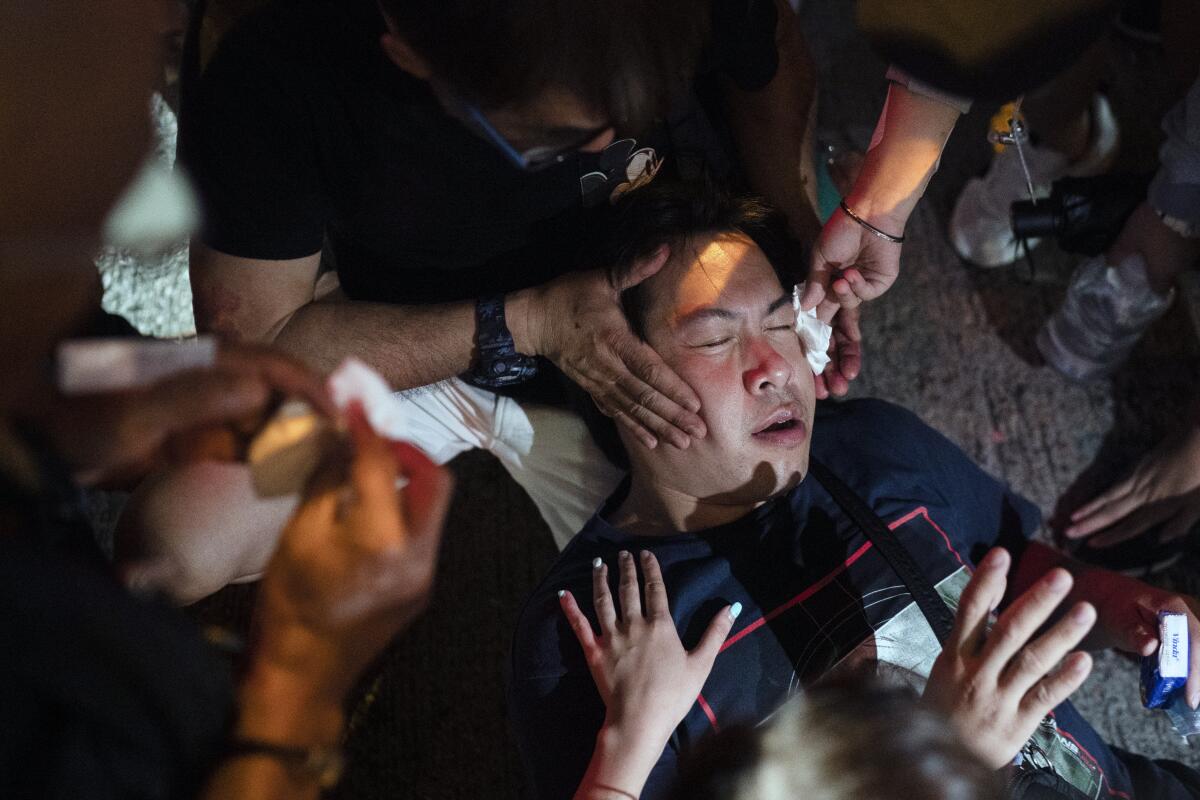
[116,0,857,602]
[509,183,1200,800]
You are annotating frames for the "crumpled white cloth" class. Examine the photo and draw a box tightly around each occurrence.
[792,283,832,374]
[327,357,414,441]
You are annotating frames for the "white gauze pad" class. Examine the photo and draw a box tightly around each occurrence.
[792,283,832,374]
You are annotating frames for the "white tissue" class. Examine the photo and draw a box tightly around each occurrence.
[327,357,413,441]
[792,284,833,374]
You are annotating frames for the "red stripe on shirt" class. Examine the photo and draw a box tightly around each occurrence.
[696,693,720,733]
[719,540,874,652]
[699,507,963,731]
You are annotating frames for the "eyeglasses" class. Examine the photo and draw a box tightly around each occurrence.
[442,89,610,172]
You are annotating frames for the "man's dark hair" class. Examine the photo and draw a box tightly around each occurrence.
[570,179,804,469]
[378,0,707,131]
[585,180,800,341]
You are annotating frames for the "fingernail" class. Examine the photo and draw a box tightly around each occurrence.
[557,589,565,598]
[592,557,602,571]
[619,550,631,561]
[1071,603,1095,625]
[1190,691,1199,710]
[640,550,651,562]
[688,424,706,438]
[1048,570,1071,591]
[729,602,743,621]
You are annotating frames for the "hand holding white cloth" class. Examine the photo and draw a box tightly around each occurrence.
[249,357,417,496]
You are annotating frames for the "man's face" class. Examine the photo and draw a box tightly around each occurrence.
[628,233,816,504]
[380,26,616,169]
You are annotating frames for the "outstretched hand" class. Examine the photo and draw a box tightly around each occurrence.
[924,548,1094,769]
[1066,426,1200,548]
[560,550,738,744]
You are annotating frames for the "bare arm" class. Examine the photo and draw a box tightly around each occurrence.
[801,80,960,309]
[199,664,344,800]
[191,241,705,445]
[190,242,481,388]
[841,81,961,235]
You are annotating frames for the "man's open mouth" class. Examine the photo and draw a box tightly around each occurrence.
[757,418,798,434]
[752,407,803,437]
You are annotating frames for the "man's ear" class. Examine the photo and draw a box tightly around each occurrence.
[379,32,432,80]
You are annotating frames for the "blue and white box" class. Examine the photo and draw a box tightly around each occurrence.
[1142,611,1189,709]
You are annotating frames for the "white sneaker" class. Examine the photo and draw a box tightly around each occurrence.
[949,94,1120,268]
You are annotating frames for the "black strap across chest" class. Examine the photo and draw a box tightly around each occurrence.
[809,459,956,643]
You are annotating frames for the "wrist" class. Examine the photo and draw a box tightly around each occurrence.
[505,287,542,356]
[237,656,346,746]
[576,722,666,800]
[840,191,909,239]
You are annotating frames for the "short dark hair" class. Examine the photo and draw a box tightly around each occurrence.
[585,180,799,341]
[378,0,707,132]
[570,179,804,469]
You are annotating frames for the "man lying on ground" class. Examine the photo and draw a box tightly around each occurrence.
[508,182,1200,800]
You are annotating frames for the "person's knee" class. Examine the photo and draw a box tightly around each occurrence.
[115,461,296,603]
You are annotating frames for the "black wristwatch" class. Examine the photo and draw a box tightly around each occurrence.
[470,295,538,388]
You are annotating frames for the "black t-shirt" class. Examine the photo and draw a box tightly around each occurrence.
[0,434,231,800]
[180,0,780,305]
[509,400,1193,800]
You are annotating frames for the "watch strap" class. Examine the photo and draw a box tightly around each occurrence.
[472,295,538,387]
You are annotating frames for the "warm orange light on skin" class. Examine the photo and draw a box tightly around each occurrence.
[667,235,744,325]
[847,82,962,230]
[611,233,814,536]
